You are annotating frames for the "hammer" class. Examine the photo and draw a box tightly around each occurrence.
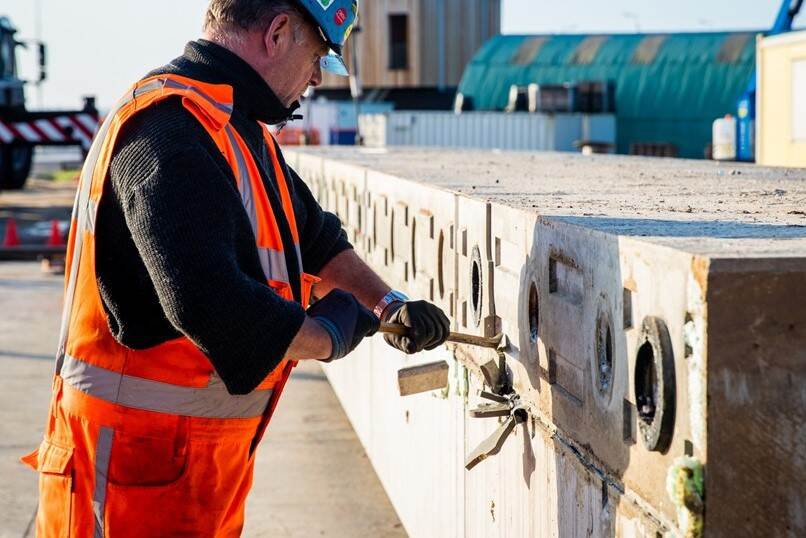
[379,322,505,349]
[386,323,510,396]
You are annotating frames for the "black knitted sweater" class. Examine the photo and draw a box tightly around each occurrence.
[95,40,351,395]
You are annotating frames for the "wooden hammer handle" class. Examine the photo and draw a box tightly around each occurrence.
[379,322,501,349]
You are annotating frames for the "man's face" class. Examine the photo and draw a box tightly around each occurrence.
[271,14,329,107]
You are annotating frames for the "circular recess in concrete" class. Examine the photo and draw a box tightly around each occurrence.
[470,246,483,327]
[528,281,539,344]
[634,316,676,453]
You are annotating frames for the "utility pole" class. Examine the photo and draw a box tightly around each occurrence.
[437,0,446,91]
[350,26,363,146]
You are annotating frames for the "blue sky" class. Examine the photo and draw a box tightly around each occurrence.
[0,0,799,109]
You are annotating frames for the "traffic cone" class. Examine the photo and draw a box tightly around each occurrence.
[3,217,20,247]
[46,219,64,246]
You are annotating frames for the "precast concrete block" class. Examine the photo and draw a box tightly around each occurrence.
[406,184,457,321]
[289,147,806,538]
[614,238,695,519]
[528,219,626,465]
[364,171,409,285]
[489,213,696,524]
[364,170,457,304]
[320,160,367,249]
[456,195,496,341]
[463,369,638,538]
[327,335,467,538]
[489,203,540,398]
[293,152,327,210]
[365,337,467,538]
[700,257,806,536]
[364,171,392,279]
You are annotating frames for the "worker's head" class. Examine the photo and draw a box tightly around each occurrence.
[204,0,357,108]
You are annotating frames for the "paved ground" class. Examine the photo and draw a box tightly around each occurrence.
[0,178,405,537]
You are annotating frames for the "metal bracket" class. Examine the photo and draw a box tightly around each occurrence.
[465,391,527,470]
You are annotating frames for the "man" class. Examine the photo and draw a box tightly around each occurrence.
[22,1,450,535]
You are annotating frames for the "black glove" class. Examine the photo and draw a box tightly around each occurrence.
[383,301,451,354]
[307,289,379,361]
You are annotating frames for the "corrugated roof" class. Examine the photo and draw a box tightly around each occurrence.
[457,32,759,158]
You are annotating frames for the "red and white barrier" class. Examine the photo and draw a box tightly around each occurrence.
[0,113,99,151]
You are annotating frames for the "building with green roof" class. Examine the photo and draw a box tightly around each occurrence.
[457,32,759,158]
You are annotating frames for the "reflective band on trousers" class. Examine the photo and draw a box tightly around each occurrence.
[60,354,273,419]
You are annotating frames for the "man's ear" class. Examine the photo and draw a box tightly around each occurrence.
[264,13,292,59]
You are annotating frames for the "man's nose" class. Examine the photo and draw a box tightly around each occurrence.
[309,62,323,87]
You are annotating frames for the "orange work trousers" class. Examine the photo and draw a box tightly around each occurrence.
[23,378,266,537]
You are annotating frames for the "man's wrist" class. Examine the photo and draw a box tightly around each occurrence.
[373,290,409,319]
[313,316,346,361]
[380,301,405,322]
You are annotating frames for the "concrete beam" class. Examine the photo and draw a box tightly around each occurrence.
[287,147,806,538]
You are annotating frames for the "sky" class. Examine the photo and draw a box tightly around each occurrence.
[0,0,799,110]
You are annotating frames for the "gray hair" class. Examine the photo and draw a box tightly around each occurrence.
[204,0,304,34]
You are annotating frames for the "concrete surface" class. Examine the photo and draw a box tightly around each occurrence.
[293,147,806,256]
[0,263,60,538]
[0,176,405,537]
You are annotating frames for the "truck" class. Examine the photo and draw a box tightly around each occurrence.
[0,15,98,190]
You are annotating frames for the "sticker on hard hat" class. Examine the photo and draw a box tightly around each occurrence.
[335,8,347,25]
[315,0,333,9]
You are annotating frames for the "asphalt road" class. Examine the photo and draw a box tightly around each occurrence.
[0,177,405,537]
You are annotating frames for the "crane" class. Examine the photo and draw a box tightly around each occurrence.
[737,0,803,161]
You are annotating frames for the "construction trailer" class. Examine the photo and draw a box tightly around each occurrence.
[0,16,98,190]
[756,30,806,167]
[735,0,802,161]
[358,111,616,153]
[285,147,806,537]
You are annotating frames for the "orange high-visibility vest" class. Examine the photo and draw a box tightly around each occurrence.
[21,74,320,537]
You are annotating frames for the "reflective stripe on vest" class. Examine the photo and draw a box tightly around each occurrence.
[61,354,273,419]
[56,75,303,418]
[224,126,291,285]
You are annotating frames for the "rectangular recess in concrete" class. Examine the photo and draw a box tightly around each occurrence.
[548,252,584,305]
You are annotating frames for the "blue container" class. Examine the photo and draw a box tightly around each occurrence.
[330,128,358,145]
[736,91,755,162]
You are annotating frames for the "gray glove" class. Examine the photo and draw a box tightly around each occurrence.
[383,301,451,354]
[308,289,379,361]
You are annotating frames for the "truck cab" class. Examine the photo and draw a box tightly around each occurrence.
[0,16,25,112]
[0,16,35,190]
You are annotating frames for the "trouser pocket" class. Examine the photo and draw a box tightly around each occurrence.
[106,422,189,488]
[22,439,75,538]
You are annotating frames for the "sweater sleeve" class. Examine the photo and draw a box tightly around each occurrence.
[289,166,353,275]
[109,113,306,395]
